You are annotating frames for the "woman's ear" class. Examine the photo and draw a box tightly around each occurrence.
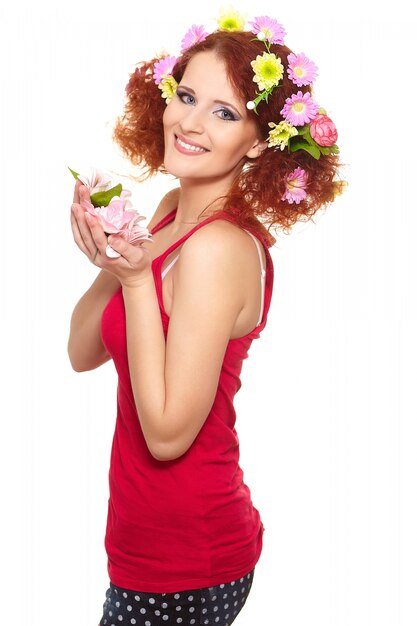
[245,138,268,159]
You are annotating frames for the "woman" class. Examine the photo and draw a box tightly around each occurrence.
[69,11,343,626]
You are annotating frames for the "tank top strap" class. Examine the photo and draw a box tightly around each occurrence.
[242,229,266,327]
[154,209,227,266]
[149,208,178,235]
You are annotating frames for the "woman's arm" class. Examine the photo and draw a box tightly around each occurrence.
[68,269,121,371]
[68,184,180,372]
[121,221,246,461]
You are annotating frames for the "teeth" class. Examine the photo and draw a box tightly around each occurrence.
[176,136,206,152]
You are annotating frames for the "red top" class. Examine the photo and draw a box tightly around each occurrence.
[100,208,274,592]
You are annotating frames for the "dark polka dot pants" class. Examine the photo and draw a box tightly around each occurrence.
[99,568,255,626]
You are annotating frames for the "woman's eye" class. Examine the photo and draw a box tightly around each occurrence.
[177,91,195,105]
[216,108,237,121]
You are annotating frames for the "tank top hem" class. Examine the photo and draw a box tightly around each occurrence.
[107,537,263,594]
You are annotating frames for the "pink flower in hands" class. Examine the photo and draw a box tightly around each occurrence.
[81,197,152,258]
[81,197,136,232]
[309,113,338,146]
[119,215,153,245]
[77,167,114,196]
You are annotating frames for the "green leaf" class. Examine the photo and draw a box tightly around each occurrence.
[318,107,327,115]
[90,183,123,208]
[68,166,79,179]
[289,139,321,159]
[330,144,340,154]
[297,125,310,136]
[303,126,320,148]
[318,147,330,156]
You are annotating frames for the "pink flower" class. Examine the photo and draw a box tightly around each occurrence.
[287,52,318,87]
[118,214,153,245]
[180,25,209,52]
[153,55,178,85]
[78,167,114,196]
[280,91,319,126]
[81,197,152,257]
[282,167,308,204]
[248,16,286,44]
[310,113,338,147]
[81,197,137,233]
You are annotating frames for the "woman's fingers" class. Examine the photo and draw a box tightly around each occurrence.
[85,213,110,257]
[71,203,100,260]
[73,179,82,204]
[70,206,91,257]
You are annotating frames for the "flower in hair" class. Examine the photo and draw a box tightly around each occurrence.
[309,113,338,146]
[148,7,340,191]
[280,91,319,126]
[251,52,283,91]
[282,167,308,204]
[268,121,298,150]
[216,6,246,31]
[181,25,209,52]
[153,55,178,85]
[287,52,318,87]
[248,16,286,44]
[159,75,178,103]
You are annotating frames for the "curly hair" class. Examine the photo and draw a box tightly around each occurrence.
[113,30,345,246]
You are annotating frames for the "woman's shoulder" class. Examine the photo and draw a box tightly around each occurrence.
[181,217,266,273]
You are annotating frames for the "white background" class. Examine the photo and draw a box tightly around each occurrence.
[0,1,416,625]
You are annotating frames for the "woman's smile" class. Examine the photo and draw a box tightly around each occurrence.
[174,133,210,155]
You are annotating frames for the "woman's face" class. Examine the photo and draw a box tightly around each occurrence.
[162,51,263,185]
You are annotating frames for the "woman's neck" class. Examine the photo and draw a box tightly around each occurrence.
[172,176,233,226]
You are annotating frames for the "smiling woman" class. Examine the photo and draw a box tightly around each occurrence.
[68,8,345,626]
[162,52,265,187]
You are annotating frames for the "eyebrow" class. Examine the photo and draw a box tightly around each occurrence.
[177,85,243,118]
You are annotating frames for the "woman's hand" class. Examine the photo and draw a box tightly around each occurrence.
[70,183,153,288]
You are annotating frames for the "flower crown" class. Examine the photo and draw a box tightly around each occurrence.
[145,7,340,204]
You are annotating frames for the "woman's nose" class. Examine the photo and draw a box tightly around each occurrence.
[179,105,205,135]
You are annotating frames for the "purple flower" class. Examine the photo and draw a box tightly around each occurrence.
[180,25,209,52]
[153,55,178,85]
[280,91,319,126]
[248,16,286,44]
[282,167,308,204]
[287,52,318,87]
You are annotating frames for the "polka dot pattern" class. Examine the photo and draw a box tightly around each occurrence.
[98,569,254,626]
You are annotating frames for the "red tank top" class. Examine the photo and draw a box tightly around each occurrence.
[100,208,274,593]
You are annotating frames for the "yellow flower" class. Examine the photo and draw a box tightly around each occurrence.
[334,180,348,196]
[159,75,178,103]
[251,52,284,91]
[268,121,298,150]
[216,6,246,31]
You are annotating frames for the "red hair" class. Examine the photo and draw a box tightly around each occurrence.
[113,31,344,246]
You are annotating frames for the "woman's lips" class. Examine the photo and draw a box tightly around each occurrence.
[174,134,209,155]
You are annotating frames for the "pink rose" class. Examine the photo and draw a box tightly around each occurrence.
[310,114,338,147]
